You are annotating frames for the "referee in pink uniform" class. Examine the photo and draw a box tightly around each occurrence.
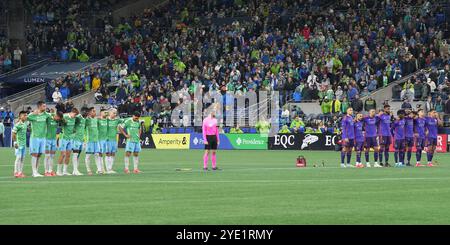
[202,111,220,170]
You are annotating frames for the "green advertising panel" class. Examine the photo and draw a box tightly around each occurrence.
[225,134,268,150]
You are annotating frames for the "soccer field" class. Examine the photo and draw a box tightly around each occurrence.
[1,148,450,225]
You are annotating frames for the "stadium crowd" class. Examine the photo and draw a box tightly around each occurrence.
[32,0,449,133]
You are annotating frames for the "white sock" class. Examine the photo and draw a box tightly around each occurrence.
[49,154,54,172]
[57,164,62,174]
[95,153,102,172]
[31,156,38,175]
[19,159,24,173]
[110,156,115,170]
[85,154,92,172]
[125,156,130,170]
[72,154,78,172]
[63,164,68,173]
[44,155,49,172]
[133,156,139,170]
[14,157,21,173]
[105,156,111,171]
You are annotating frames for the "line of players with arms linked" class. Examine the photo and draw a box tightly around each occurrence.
[11,101,144,178]
[340,104,442,168]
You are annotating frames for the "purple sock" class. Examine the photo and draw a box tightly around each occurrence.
[356,152,361,163]
[407,151,412,164]
[384,150,389,164]
[365,152,370,162]
[427,152,433,162]
[346,152,352,164]
[379,149,383,163]
[374,151,378,162]
[400,151,405,164]
[394,151,398,163]
[340,152,346,164]
[416,150,422,162]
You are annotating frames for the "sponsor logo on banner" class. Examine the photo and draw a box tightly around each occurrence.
[189,133,233,149]
[152,134,190,149]
[270,134,298,149]
[226,134,268,150]
[301,134,319,149]
[118,133,155,148]
[269,133,337,150]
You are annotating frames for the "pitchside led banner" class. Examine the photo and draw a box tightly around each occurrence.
[189,133,267,150]
[152,134,190,149]
[190,133,233,150]
[388,134,448,153]
[226,134,268,150]
[268,133,337,150]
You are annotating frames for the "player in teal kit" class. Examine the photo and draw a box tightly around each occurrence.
[72,109,87,175]
[27,101,51,177]
[57,108,79,176]
[97,109,109,173]
[12,111,28,178]
[44,110,63,176]
[85,107,102,175]
[119,112,142,174]
[105,108,123,174]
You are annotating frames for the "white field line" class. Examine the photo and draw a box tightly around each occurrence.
[0,177,449,184]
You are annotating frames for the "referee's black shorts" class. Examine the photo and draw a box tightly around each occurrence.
[205,135,218,150]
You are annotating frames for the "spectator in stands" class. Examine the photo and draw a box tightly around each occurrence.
[230,125,243,134]
[55,101,66,113]
[60,83,70,101]
[52,87,63,103]
[348,84,359,102]
[367,75,378,92]
[425,96,434,113]
[401,79,415,101]
[2,108,13,125]
[278,125,291,134]
[290,116,304,133]
[435,96,444,113]
[92,74,101,91]
[401,98,412,110]
[335,86,344,101]
[320,97,331,115]
[414,79,423,100]
[351,95,363,112]
[445,97,450,114]
[13,46,22,68]
[330,97,341,115]
[364,97,377,112]
[281,107,290,125]
[65,99,74,112]
[360,87,369,97]
[427,78,437,93]
[340,97,349,114]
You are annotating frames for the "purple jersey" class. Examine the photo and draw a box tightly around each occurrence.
[393,119,406,140]
[405,117,414,138]
[425,117,438,139]
[363,116,378,137]
[414,117,426,139]
[378,113,392,136]
[354,120,364,142]
[341,115,355,139]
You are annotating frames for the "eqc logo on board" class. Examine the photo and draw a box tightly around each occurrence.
[273,135,295,148]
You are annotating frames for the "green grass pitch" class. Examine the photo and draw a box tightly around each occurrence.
[1,148,450,224]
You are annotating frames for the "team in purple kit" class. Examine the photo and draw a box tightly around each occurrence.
[340,105,442,168]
